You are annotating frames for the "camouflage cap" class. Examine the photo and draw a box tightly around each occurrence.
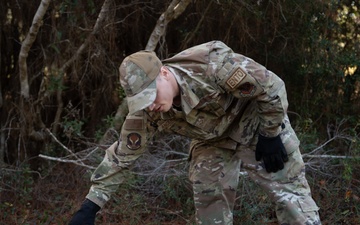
[119,51,162,114]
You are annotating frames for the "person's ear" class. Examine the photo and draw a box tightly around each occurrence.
[160,66,170,81]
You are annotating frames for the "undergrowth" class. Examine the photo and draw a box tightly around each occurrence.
[1,123,359,225]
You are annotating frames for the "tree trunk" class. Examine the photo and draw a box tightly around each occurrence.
[18,0,51,99]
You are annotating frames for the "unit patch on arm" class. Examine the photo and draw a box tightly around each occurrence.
[226,67,246,89]
[239,82,257,97]
[126,132,142,150]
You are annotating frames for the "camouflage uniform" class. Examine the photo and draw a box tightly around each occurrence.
[86,41,321,225]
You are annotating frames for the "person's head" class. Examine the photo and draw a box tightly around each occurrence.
[119,51,178,114]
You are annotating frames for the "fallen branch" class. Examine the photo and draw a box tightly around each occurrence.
[302,136,337,157]
[302,154,360,159]
[42,128,104,169]
[45,128,79,159]
[38,154,96,169]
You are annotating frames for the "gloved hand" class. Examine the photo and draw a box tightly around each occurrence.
[69,199,100,225]
[255,134,289,173]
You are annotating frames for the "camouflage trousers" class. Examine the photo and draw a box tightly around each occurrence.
[189,140,321,225]
[87,117,321,225]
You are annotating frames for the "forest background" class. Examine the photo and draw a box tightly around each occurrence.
[1,0,359,224]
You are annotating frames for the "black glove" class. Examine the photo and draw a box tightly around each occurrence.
[69,199,100,225]
[255,134,289,173]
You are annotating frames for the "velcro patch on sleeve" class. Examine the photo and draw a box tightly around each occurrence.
[124,118,144,130]
[226,67,246,89]
[216,61,248,92]
[216,58,265,98]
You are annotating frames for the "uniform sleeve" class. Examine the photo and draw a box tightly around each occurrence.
[86,110,149,207]
[215,53,288,137]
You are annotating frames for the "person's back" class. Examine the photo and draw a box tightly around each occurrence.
[157,41,286,146]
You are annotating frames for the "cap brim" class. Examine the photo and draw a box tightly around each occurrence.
[126,79,157,114]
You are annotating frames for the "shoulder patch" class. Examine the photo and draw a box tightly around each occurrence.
[226,67,246,89]
[239,82,257,97]
[126,132,142,150]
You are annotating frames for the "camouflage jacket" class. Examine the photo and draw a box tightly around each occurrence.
[86,41,290,207]
[121,40,289,152]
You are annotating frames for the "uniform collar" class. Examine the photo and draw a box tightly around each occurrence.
[166,66,199,115]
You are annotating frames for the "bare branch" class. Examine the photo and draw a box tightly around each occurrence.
[59,0,113,72]
[145,0,192,51]
[52,0,113,135]
[181,2,212,49]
